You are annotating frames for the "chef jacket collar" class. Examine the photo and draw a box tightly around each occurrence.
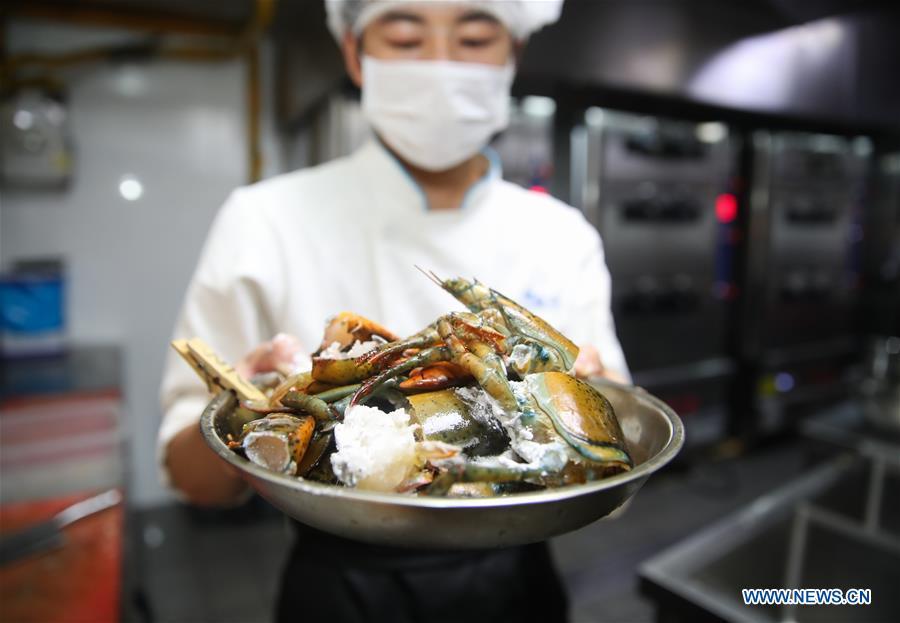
[358,137,501,214]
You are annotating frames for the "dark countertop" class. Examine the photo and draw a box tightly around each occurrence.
[1,346,127,620]
[1,345,121,401]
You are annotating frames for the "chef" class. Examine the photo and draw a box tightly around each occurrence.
[159,1,630,621]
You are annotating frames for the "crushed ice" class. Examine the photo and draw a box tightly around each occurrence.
[331,404,418,492]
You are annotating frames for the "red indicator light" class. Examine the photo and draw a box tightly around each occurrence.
[529,185,549,194]
[715,193,738,223]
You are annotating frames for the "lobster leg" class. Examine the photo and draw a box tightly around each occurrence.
[280,392,339,423]
[425,460,548,496]
[437,316,519,413]
[349,346,451,406]
[313,384,361,403]
[356,326,441,366]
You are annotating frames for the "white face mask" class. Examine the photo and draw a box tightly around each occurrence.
[361,55,514,172]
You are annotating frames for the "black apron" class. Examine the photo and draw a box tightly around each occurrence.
[275,522,568,623]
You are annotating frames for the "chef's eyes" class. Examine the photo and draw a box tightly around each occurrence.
[379,18,502,52]
[458,22,502,48]
[460,36,497,48]
[384,36,499,50]
[386,38,423,49]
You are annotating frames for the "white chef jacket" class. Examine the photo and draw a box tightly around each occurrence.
[158,139,630,485]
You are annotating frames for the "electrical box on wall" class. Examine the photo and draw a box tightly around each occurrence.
[1,88,73,189]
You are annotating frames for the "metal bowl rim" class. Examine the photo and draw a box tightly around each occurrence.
[200,381,685,509]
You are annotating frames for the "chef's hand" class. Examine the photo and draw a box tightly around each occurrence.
[168,334,307,508]
[574,344,629,384]
[236,333,307,378]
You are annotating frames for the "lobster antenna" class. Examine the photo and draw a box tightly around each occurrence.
[414,265,443,287]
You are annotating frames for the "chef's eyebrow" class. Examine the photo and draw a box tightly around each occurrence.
[374,9,501,28]
[375,10,425,27]
[457,10,501,26]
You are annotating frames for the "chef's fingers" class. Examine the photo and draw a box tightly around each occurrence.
[236,333,307,378]
[269,333,310,375]
[236,341,273,378]
[574,344,605,379]
[575,344,630,384]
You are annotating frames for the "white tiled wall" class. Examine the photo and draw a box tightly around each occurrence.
[1,20,284,506]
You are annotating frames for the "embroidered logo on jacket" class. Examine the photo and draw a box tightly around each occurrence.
[520,289,559,309]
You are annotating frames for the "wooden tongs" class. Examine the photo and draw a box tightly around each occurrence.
[170,337,267,403]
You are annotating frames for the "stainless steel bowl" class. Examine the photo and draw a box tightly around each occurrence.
[200,380,684,549]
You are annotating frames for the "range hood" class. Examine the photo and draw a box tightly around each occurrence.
[517,0,899,129]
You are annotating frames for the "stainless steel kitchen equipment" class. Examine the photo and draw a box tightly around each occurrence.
[0,489,122,566]
[199,380,684,549]
[640,452,900,622]
[642,397,900,621]
[491,96,557,191]
[739,132,871,436]
[574,109,739,449]
[860,335,900,432]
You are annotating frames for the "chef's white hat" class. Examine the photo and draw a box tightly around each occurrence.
[325,0,564,41]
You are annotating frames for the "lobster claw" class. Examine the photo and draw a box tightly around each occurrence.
[230,414,315,476]
[398,362,471,391]
[317,312,399,352]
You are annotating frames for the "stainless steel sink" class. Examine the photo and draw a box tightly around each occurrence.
[640,456,900,622]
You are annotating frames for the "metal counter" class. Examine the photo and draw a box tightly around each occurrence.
[639,406,900,622]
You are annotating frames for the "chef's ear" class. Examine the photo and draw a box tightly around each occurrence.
[512,39,526,66]
[341,31,363,88]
